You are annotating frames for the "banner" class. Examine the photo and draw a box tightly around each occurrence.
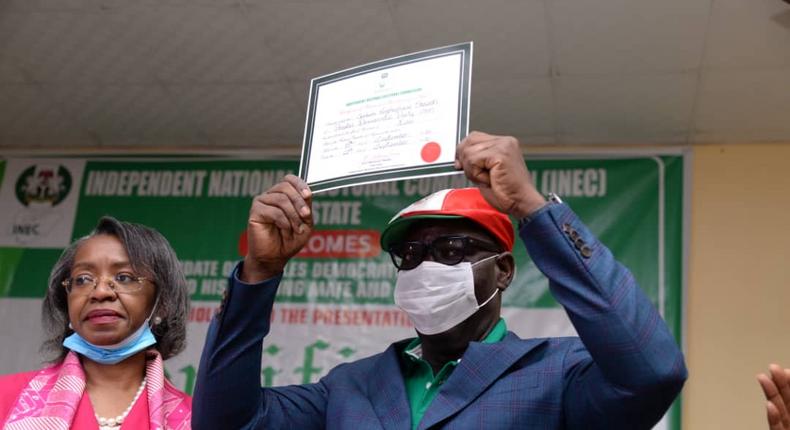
[0,155,684,429]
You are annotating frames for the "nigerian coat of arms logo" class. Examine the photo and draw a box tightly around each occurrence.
[14,164,72,207]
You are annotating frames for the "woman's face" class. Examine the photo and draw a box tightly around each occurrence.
[66,234,156,346]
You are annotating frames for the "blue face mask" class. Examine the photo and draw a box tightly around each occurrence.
[63,319,157,365]
[64,285,160,365]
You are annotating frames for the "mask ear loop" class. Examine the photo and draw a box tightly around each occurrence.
[470,253,500,268]
[477,286,500,309]
[471,253,503,309]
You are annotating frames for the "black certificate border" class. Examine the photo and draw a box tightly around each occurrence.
[298,41,472,193]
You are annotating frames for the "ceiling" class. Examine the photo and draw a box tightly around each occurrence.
[0,0,789,153]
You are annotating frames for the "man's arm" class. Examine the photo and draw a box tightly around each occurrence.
[192,264,328,429]
[192,175,327,430]
[522,202,686,428]
[457,132,686,427]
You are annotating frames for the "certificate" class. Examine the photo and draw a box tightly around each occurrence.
[299,42,472,193]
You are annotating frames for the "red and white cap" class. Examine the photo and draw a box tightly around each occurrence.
[380,188,515,251]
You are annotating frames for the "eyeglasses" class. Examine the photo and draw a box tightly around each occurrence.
[387,235,500,270]
[61,273,149,295]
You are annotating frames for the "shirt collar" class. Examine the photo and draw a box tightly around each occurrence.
[402,318,508,364]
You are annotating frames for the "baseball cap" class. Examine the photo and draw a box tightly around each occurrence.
[380,188,515,252]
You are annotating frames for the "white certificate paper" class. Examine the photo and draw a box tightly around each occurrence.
[299,42,472,193]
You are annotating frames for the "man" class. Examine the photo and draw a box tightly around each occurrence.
[192,132,687,429]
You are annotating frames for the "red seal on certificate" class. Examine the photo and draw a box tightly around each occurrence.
[421,142,441,163]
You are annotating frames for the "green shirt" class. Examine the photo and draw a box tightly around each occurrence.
[400,319,507,430]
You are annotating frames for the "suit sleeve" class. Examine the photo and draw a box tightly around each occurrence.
[520,203,687,429]
[192,262,328,430]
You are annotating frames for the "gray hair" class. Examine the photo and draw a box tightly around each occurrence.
[41,216,189,362]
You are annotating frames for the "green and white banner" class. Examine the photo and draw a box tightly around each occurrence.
[0,155,685,429]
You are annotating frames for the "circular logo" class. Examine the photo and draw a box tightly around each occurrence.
[420,142,441,163]
[15,164,72,207]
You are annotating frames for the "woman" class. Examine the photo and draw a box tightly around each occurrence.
[0,216,191,429]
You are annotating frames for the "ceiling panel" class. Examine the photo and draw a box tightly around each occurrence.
[242,0,356,4]
[694,68,790,142]
[0,10,23,51]
[391,0,550,79]
[0,0,100,13]
[102,0,242,7]
[168,83,304,144]
[47,84,203,145]
[550,0,711,75]
[0,84,89,142]
[0,59,27,83]
[470,77,554,138]
[287,80,311,113]
[1,10,163,84]
[0,11,31,86]
[145,5,284,84]
[0,134,97,148]
[244,0,402,81]
[209,135,304,149]
[555,73,697,143]
[704,0,790,69]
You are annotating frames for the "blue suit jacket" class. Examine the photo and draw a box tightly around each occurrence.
[193,203,687,429]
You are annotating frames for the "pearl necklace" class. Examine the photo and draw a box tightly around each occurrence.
[95,377,146,430]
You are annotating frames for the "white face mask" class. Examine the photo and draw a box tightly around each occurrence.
[394,254,500,335]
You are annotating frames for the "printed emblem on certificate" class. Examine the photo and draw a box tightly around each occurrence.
[299,42,472,193]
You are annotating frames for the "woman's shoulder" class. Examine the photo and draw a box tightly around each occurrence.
[0,368,44,421]
[0,368,41,393]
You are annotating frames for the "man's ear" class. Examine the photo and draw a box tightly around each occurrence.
[495,252,515,292]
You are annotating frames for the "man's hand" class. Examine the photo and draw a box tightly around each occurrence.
[455,131,546,218]
[242,174,313,283]
[757,364,790,430]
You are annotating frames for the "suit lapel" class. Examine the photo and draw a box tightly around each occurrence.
[368,340,413,430]
[418,333,543,429]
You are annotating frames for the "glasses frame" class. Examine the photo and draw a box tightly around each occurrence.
[61,273,149,295]
[387,235,500,270]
